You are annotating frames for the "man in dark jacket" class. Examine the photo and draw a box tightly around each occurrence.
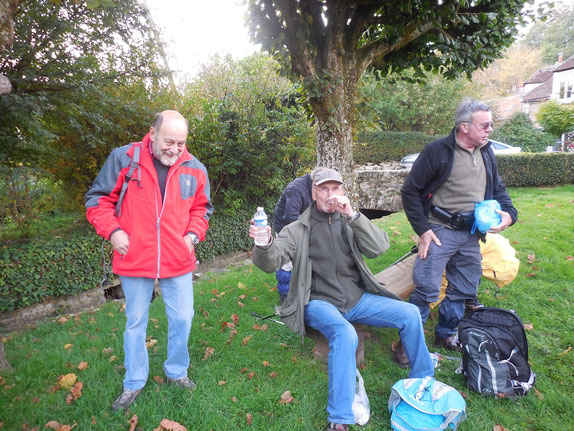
[401,98,517,352]
[251,168,434,431]
[86,110,213,410]
[272,170,316,304]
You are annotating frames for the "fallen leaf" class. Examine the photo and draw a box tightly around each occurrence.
[109,355,118,363]
[102,347,114,356]
[77,361,88,370]
[269,372,277,378]
[58,373,77,389]
[238,301,245,308]
[44,421,61,430]
[248,371,256,380]
[91,416,96,425]
[280,390,294,405]
[240,367,249,374]
[559,347,572,356]
[263,361,270,367]
[146,339,157,349]
[218,380,226,386]
[534,388,544,400]
[238,282,246,290]
[566,256,574,261]
[66,382,83,405]
[158,418,187,431]
[523,323,534,331]
[63,344,73,350]
[57,317,69,324]
[203,310,210,318]
[525,273,536,277]
[60,425,72,431]
[260,324,268,331]
[153,375,165,384]
[364,332,371,339]
[242,335,253,346]
[292,357,297,363]
[493,425,510,431]
[203,347,215,361]
[231,314,239,325]
[129,414,138,431]
[239,294,247,300]
[359,363,367,370]
[252,297,259,301]
[280,343,288,348]
[246,413,253,425]
[211,289,219,295]
[253,324,261,330]
[231,396,237,402]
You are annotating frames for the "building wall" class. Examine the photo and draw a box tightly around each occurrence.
[551,68,574,104]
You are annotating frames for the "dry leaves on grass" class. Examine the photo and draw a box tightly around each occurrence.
[66,382,83,405]
[246,413,253,425]
[280,390,294,405]
[523,323,534,331]
[128,415,138,431]
[146,339,157,349]
[493,426,510,431]
[153,419,187,431]
[77,361,88,370]
[559,346,572,356]
[58,373,77,389]
[242,335,253,346]
[203,347,215,360]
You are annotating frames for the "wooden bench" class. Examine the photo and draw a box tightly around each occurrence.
[308,252,417,364]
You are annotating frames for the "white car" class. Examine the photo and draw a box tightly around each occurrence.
[400,140,521,169]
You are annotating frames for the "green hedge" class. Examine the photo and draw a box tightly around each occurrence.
[497,152,574,187]
[0,198,278,313]
[354,131,435,164]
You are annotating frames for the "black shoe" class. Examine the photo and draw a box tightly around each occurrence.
[111,388,142,411]
[434,335,462,352]
[392,341,410,369]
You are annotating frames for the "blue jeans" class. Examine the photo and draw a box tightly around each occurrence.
[409,224,481,338]
[304,292,434,424]
[120,272,195,390]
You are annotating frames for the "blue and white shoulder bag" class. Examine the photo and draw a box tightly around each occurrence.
[388,377,466,431]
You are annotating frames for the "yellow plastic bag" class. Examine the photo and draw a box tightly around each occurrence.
[431,234,519,308]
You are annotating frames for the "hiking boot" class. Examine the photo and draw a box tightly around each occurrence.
[167,376,196,391]
[325,423,349,431]
[392,341,410,369]
[111,388,142,411]
[434,335,462,352]
[465,297,483,314]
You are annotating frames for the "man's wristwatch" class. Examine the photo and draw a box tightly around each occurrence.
[187,232,200,246]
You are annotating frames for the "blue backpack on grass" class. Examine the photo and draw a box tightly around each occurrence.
[388,377,466,431]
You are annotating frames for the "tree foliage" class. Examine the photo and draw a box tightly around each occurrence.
[181,54,316,213]
[536,101,574,137]
[521,3,574,64]
[356,69,470,135]
[246,0,535,187]
[490,112,556,152]
[0,0,174,208]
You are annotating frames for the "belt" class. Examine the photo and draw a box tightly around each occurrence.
[430,206,475,230]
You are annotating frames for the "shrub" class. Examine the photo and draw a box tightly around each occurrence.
[354,131,435,164]
[496,152,574,187]
[490,113,556,152]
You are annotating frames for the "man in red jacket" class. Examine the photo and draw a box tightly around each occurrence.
[86,110,213,411]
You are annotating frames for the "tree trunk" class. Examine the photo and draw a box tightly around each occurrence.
[0,340,13,371]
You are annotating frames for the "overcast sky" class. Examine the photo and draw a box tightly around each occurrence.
[144,0,260,80]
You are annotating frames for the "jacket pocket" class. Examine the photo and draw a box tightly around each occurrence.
[278,302,301,335]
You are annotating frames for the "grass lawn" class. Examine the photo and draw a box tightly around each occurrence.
[1,185,573,430]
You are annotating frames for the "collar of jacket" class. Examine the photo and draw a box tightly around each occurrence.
[129,132,193,170]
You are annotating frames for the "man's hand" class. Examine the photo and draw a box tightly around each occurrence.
[110,230,130,255]
[183,235,194,253]
[417,229,441,259]
[487,209,512,233]
[327,195,354,216]
[248,222,272,245]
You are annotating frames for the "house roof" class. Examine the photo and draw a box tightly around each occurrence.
[553,54,574,72]
[524,66,555,84]
[521,78,553,103]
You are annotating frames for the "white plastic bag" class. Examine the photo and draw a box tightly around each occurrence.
[352,368,370,425]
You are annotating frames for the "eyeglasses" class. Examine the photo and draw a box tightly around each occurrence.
[465,121,494,131]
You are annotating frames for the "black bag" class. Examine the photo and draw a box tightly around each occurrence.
[458,307,535,398]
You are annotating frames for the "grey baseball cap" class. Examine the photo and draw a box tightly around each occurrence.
[313,168,343,185]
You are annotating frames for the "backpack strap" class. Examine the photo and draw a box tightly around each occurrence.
[114,144,141,217]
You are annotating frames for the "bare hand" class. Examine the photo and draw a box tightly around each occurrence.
[417,229,441,259]
[487,209,512,233]
[110,230,130,255]
[248,221,272,244]
[183,235,194,253]
[327,195,354,216]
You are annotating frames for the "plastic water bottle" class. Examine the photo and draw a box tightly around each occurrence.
[253,207,268,246]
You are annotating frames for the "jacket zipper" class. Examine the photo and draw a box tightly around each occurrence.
[328,214,349,312]
[156,164,179,279]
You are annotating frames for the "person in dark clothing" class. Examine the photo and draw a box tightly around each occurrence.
[401,98,517,352]
[251,168,434,431]
[272,169,317,303]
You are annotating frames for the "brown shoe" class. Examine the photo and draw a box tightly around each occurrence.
[392,341,410,368]
[434,335,462,352]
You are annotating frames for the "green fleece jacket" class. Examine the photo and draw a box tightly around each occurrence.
[252,203,401,337]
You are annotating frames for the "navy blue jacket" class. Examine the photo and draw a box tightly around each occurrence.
[273,174,313,233]
[400,129,518,237]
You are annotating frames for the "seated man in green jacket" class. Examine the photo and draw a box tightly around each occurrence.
[249,168,434,431]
